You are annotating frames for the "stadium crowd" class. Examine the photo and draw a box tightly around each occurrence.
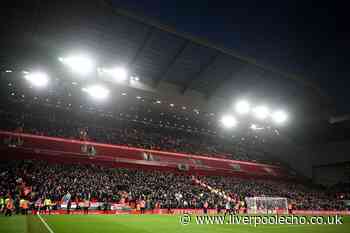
[200,176,347,211]
[0,160,348,216]
[0,102,275,164]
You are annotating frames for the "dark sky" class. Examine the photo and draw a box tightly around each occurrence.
[111,0,346,114]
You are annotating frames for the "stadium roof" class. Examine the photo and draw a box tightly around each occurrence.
[0,0,341,143]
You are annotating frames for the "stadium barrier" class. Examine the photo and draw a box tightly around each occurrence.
[31,209,219,215]
[292,210,350,216]
[0,131,292,179]
[28,209,350,216]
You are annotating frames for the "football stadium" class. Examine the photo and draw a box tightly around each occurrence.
[0,1,348,233]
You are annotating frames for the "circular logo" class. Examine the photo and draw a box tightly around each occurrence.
[180,214,191,225]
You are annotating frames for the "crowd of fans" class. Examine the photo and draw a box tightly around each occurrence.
[0,160,217,213]
[0,160,348,216]
[200,176,347,211]
[0,102,277,164]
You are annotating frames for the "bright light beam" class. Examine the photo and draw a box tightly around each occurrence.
[82,85,109,100]
[250,124,264,130]
[253,106,270,120]
[250,124,257,130]
[59,55,95,75]
[272,110,288,124]
[235,100,251,114]
[24,72,49,88]
[101,67,128,82]
[220,115,237,128]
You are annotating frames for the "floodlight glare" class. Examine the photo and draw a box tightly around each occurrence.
[272,110,288,124]
[235,100,250,114]
[102,67,128,82]
[24,72,49,88]
[253,106,269,120]
[250,124,264,130]
[250,124,257,130]
[59,55,94,75]
[220,115,237,128]
[130,76,139,81]
[82,85,109,100]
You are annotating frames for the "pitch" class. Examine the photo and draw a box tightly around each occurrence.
[0,214,349,233]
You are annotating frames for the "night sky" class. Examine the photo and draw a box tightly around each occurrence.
[111,0,345,114]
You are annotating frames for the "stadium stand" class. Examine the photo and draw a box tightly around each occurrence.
[0,101,278,165]
[0,159,348,215]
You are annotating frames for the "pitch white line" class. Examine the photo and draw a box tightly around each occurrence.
[37,213,55,233]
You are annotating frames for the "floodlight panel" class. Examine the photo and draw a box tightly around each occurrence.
[272,110,288,124]
[24,72,49,87]
[102,67,128,82]
[253,106,269,119]
[235,100,251,114]
[82,85,109,100]
[220,115,237,128]
[59,55,95,75]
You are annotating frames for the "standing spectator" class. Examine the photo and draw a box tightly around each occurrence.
[83,197,90,214]
[20,198,29,215]
[4,196,14,216]
[44,197,52,215]
[203,201,209,214]
[67,199,71,215]
[0,195,4,213]
[140,199,146,214]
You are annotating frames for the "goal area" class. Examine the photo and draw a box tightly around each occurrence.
[245,197,288,214]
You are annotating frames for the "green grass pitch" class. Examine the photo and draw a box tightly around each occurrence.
[0,214,349,233]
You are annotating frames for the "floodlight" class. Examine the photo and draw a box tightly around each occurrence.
[82,85,109,100]
[250,124,264,130]
[130,76,139,81]
[220,115,237,128]
[235,100,250,114]
[59,55,94,75]
[253,106,269,120]
[272,110,288,124]
[102,67,128,82]
[130,76,140,86]
[24,72,49,88]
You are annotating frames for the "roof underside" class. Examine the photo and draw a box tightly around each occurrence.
[0,0,331,119]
